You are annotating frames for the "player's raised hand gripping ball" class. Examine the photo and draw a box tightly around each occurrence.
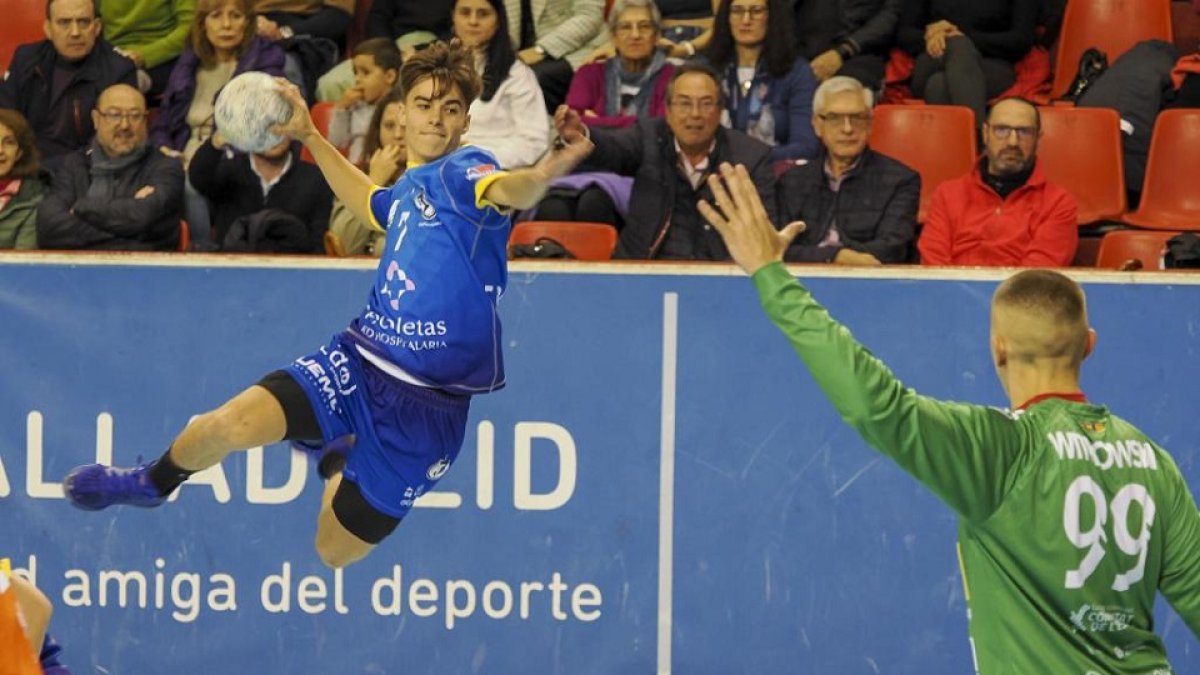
[214,71,295,153]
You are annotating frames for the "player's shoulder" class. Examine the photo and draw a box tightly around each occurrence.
[443,145,502,180]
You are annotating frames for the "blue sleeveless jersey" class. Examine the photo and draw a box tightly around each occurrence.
[347,146,509,394]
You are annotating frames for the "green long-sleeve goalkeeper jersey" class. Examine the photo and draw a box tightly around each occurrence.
[753,262,1200,674]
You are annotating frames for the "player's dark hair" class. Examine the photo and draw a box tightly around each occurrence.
[451,0,517,103]
[995,270,1086,323]
[994,270,1089,364]
[353,38,403,75]
[399,39,482,107]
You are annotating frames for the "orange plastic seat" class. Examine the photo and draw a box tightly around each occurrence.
[1036,107,1125,224]
[510,221,619,261]
[1051,0,1174,99]
[1123,109,1200,231]
[868,104,977,223]
[178,220,191,252]
[0,1,45,72]
[1094,229,1179,269]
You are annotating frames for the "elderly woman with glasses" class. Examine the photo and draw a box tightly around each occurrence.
[702,0,819,161]
[564,0,677,128]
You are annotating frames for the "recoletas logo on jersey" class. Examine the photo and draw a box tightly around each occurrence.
[1081,420,1106,434]
[427,457,451,480]
[466,163,496,181]
[382,261,416,310]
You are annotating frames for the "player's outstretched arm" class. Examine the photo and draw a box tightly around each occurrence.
[700,165,1027,522]
[482,119,596,211]
[272,80,379,230]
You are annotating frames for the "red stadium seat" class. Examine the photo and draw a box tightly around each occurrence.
[1051,0,1174,98]
[510,221,619,261]
[1123,109,1200,232]
[868,104,977,223]
[0,1,46,73]
[1036,106,1125,224]
[1094,229,1179,269]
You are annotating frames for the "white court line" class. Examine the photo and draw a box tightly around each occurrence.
[658,293,678,675]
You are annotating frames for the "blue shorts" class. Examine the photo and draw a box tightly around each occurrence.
[284,332,471,519]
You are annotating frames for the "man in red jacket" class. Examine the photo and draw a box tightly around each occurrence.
[918,97,1077,267]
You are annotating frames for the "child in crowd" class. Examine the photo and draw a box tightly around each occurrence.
[328,38,403,164]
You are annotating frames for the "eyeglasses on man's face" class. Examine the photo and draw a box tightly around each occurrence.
[818,112,872,129]
[670,97,719,114]
[615,21,656,35]
[96,109,147,125]
[988,124,1038,140]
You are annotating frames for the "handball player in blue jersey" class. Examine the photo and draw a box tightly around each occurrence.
[63,40,594,568]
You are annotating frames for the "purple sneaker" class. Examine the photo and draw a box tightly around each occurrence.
[63,463,168,511]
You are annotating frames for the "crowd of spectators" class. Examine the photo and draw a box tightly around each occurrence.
[0,0,1194,266]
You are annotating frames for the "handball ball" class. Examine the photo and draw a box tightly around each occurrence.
[214,72,294,153]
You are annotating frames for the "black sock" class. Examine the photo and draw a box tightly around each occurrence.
[318,452,347,480]
[147,449,195,495]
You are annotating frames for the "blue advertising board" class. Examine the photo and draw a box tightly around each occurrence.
[0,255,1197,674]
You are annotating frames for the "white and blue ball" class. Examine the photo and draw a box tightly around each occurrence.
[214,71,294,153]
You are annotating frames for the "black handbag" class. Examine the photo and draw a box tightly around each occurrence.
[509,237,576,259]
[1062,47,1108,101]
[1165,232,1200,269]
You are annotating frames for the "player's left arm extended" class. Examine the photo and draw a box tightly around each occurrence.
[752,262,1029,522]
[482,134,595,210]
[700,163,1027,521]
[481,166,557,211]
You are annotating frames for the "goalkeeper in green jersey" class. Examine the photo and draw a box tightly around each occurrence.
[696,163,1200,674]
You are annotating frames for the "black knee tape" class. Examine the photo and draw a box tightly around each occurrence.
[331,479,401,544]
[256,370,322,440]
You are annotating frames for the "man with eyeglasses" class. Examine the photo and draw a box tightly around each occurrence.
[918,97,1078,267]
[776,76,918,265]
[551,61,776,259]
[36,83,184,251]
[0,0,137,174]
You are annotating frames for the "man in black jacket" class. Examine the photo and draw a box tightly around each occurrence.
[0,0,136,172]
[36,84,183,250]
[553,63,776,261]
[778,76,919,264]
[188,134,332,252]
[793,0,900,90]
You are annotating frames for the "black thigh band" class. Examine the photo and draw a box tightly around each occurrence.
[256,370,322,440]
[332,479,402,544]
